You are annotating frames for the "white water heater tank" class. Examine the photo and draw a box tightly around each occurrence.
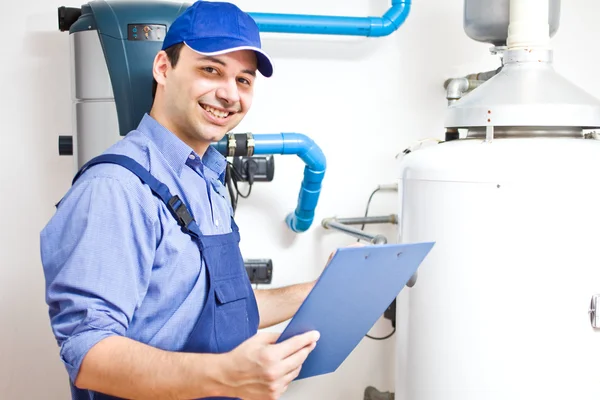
[395,137,600,399]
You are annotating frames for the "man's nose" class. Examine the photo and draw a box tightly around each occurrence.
[215,80,241,105]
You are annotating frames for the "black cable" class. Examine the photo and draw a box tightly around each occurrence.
[366,328,396,341]
[359,186,396,340]
[235,159,255,198]
[358,187,381,237]
[234,177,253,199]
[225,159,256,213]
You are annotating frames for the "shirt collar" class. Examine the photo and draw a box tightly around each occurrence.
[201,146,228,183]
[137,113,227,179]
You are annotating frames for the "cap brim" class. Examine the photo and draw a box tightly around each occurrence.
[184,40,273,78]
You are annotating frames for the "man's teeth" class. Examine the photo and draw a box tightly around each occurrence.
[202,104,229,118]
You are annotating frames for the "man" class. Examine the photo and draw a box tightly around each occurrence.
[40,2,321,399]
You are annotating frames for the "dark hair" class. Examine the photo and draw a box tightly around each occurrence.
[152,42,185,100]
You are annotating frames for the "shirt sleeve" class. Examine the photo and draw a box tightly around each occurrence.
[40,174,157,383]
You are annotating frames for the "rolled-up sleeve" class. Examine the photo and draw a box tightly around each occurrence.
[40,174,156,382]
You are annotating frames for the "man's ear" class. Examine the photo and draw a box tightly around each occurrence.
[153,50,170,87]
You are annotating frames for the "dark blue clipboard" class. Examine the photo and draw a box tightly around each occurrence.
[276,242,435,380]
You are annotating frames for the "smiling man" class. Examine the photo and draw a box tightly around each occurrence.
[40,2,320,400]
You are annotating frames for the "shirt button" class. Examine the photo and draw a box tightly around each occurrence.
[215,219,220,227]
[188,154,196,160]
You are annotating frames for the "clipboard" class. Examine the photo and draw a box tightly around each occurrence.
[276,241,435,380]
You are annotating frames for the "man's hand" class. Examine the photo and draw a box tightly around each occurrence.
[219,330,320,400]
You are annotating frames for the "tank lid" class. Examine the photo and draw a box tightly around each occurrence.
[445,48,600,130]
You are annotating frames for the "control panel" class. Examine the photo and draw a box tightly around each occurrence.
[127,24,166,41]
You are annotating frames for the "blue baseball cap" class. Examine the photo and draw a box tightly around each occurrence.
[162,1,273,77]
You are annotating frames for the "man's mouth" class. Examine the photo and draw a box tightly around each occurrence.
[199,103,233,119]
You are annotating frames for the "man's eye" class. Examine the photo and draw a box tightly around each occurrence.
[202,67,218,74]
[238,78,250,85]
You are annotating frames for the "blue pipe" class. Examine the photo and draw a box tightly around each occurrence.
[248,0,411,37]
[214,133,326,233]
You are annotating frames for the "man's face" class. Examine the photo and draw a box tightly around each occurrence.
[154,45,257,151]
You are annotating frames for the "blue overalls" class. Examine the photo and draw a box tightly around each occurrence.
[63,154,260,400]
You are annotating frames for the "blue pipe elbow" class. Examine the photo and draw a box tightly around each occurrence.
[212,133,326,233]
[373,0,412,37]
[276,133,326,233]
[249,0,411,37]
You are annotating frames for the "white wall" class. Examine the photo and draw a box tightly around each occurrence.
[2,0,599,399]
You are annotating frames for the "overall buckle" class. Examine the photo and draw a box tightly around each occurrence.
[168,195,194,229]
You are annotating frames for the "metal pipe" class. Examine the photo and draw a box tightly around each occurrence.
[322,219,388,244]
[335,215,397,225]
[443,67,502,105]
[465,68,502,82]
[443,67,502,90]
[445,78,482,105]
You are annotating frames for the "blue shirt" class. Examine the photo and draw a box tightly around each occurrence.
[40,113,233,382]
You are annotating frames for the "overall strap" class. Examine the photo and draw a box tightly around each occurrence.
[71,154,201,239]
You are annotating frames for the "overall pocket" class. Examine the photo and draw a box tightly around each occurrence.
[214,276,251,352]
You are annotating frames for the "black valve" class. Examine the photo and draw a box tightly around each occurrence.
[59,135,73,156]
[58,6,82,32]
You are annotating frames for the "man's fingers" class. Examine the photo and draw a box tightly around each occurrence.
[281,365,303,387]
[279,341,316,376]
[272,331,320,359]
[253,332,282,345]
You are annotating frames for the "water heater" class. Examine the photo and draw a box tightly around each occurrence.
[396,1,600,399]
[58,1,187,169]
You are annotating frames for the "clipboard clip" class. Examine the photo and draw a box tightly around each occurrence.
[589,294,600,329]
